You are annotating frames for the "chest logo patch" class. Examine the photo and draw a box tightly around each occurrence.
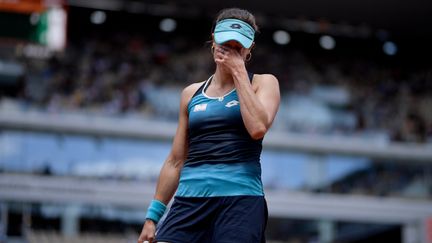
[193,103,207,112]
[225,100,239,108]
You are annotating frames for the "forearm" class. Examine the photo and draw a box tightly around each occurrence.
[143,158,181,228]
[153,157,182,205]
[232,68,269,139]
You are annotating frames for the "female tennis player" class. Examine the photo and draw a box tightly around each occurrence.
[138,7,280,243]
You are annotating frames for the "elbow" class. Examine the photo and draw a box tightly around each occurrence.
[166,154,185,170]
[249,125,267,140]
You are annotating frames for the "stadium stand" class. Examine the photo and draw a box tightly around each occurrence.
[1,2,432,243]
[323,162,432,198]
[2,32,431,143]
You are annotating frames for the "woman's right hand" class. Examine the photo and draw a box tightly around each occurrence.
[138,219,156,243]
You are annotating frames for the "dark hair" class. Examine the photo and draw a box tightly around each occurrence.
[214,8,259,33]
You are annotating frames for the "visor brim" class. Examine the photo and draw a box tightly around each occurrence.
[214,31,253,49]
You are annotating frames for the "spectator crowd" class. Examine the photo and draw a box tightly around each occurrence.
[1,31,431,143]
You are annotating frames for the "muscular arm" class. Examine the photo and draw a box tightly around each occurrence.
[140,84,199,243]
[214,44,280,140]
[152,84,198,205]
[232,69,280,140]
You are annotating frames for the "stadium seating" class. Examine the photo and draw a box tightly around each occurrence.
[1,34,430,143]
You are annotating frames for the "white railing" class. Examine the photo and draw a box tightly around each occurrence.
[1,173,432,224]
[1,103,431,163]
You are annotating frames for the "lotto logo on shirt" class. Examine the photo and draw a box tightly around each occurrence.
[225,100,239,108]
[193,104,207,112]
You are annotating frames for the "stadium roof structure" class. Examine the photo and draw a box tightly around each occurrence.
[68,0,432,38]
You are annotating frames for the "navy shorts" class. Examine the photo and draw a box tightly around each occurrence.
[155,196,268,243]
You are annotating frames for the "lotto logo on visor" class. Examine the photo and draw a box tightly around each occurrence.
[214,19,255,48]
[230,23,241,29]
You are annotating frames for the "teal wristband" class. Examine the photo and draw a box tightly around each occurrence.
[145,199,167,224]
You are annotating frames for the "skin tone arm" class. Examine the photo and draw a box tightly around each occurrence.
[138,82,201,243]
[214,43,280,140]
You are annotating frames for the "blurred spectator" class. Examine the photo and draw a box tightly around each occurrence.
[392,113,427,143]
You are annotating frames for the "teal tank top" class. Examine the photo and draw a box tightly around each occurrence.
[176,72,264,197]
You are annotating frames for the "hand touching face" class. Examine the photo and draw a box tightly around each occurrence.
[213,41,250,72]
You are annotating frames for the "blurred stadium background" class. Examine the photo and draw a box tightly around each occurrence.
[0,0,432,242]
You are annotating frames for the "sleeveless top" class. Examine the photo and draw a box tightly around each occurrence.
[176,72,264,197]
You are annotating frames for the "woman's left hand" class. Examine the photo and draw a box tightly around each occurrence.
[214,44,247,74]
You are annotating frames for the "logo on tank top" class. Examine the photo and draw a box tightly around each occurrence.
[193,103,207,112]
[225,100,239,108]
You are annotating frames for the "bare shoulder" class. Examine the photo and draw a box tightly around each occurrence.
[252,74,279,89]
[181,80,206,102]
[253,73,278,83]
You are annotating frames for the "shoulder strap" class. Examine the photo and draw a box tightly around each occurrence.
[191,82,206,99]
[248,72,254,83]
[191,76,212,99]
[192,73,253,99]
